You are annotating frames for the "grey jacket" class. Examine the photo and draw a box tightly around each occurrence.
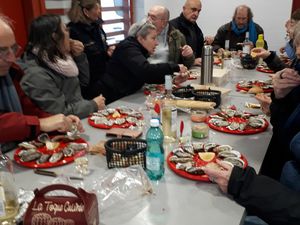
[20,53,98,119]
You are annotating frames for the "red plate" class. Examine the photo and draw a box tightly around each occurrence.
[206,114,269,135]
[167,152,248,181]
[14,138,87,168]
[236,81,273,93]
[143,84,165,95]
[88,108,143,129]
[256,66,274,74]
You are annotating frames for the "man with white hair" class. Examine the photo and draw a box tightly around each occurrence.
[0,15,83,153]
[147,5,195,68]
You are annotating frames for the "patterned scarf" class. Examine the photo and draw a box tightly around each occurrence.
[32,48,79,77]
[231,19,258,43]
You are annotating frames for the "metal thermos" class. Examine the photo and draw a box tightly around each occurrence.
[200,45,213,84]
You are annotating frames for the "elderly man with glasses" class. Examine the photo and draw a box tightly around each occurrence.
[0,15,83,153]
[146,5,195,68]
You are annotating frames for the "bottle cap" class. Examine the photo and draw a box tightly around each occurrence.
[258,34,264,39]
[150,118,160,127]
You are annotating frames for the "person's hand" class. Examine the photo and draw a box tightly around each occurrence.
[273,68,300,99]
[39,114,84,133]
[180,45,193,58]
[65,115,84,133]
[107,45,116,57]
[178,64,188,74]
[204,35,214,45]
[251,47,270,59]
[70,39,84,57]
[202,159,233,194]
[217,48,225,55]
[93,94,106,110]
[173,66,189,85]
[279,46,285,54]
[194,57,201,66]
[255,93,272,116]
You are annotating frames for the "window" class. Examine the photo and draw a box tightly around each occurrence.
[44,0,132,45]
[100,0,131,45]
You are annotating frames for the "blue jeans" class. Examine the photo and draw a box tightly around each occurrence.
[280,132,300,191]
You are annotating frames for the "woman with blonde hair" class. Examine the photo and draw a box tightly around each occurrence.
[68,0,114,99]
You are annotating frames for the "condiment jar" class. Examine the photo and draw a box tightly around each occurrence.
[190,110,207,123]
[191,123,209,139]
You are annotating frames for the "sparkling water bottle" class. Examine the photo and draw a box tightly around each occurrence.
[146,119,164,180]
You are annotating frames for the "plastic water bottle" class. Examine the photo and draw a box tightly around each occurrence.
[146,119,164,180]
[256,34,265,65]
[255,34,265,48]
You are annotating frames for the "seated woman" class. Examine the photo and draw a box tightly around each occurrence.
[20,14,105,119]
[68,0,114,99]
[99,22,189,104]
[0,14,83,153]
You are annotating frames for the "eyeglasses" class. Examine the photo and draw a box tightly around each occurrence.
[0,43,22,59]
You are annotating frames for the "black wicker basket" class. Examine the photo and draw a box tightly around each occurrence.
[172,86,194,99]
[105,138,147,169]
[192,89,221,108]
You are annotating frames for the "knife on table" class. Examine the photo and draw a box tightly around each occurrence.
[34,169,84,180]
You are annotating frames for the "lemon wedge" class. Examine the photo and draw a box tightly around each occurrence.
[46,141,60,150]
[112,111,121,118]
[250,51,257,58]
[198,152,216,162]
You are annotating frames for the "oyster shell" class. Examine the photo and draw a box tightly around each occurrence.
[49,152,63,163]
[223,157,244,168]
[218,150,241,159]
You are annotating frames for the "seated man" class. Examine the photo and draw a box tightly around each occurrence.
[212,5,267,53]
[0,15,83,153]
[146,5,195,68]
[170,0,213,65]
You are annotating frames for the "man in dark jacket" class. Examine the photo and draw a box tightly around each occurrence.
[212,5,267,53]
[203,160,300,225]
[170,0,206,65]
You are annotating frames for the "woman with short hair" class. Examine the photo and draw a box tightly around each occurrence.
[20,14,105,119]
[99,22,188,103]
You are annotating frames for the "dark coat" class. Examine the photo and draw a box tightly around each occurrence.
[68,21,108,99]
[212,21,267,52]
[101,36,180,103]
[170,13,204,58]
[229,166,300,225]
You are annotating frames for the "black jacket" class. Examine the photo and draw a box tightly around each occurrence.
[212,21,267,52]
[170,13,204,58]
[101,36,180,103]
[229,166,300,225]
[68,20,108,99]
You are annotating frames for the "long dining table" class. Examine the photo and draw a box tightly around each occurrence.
[9,65,273,225]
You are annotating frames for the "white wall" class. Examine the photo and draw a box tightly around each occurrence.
[137,0,293,51]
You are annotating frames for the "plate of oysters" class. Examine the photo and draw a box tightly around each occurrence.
[236,79,273,93]
[88,106,144,129]
[167,142,248,181]
[206,106,269,135]
[14,133,88,168]
[256,64,274,74]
